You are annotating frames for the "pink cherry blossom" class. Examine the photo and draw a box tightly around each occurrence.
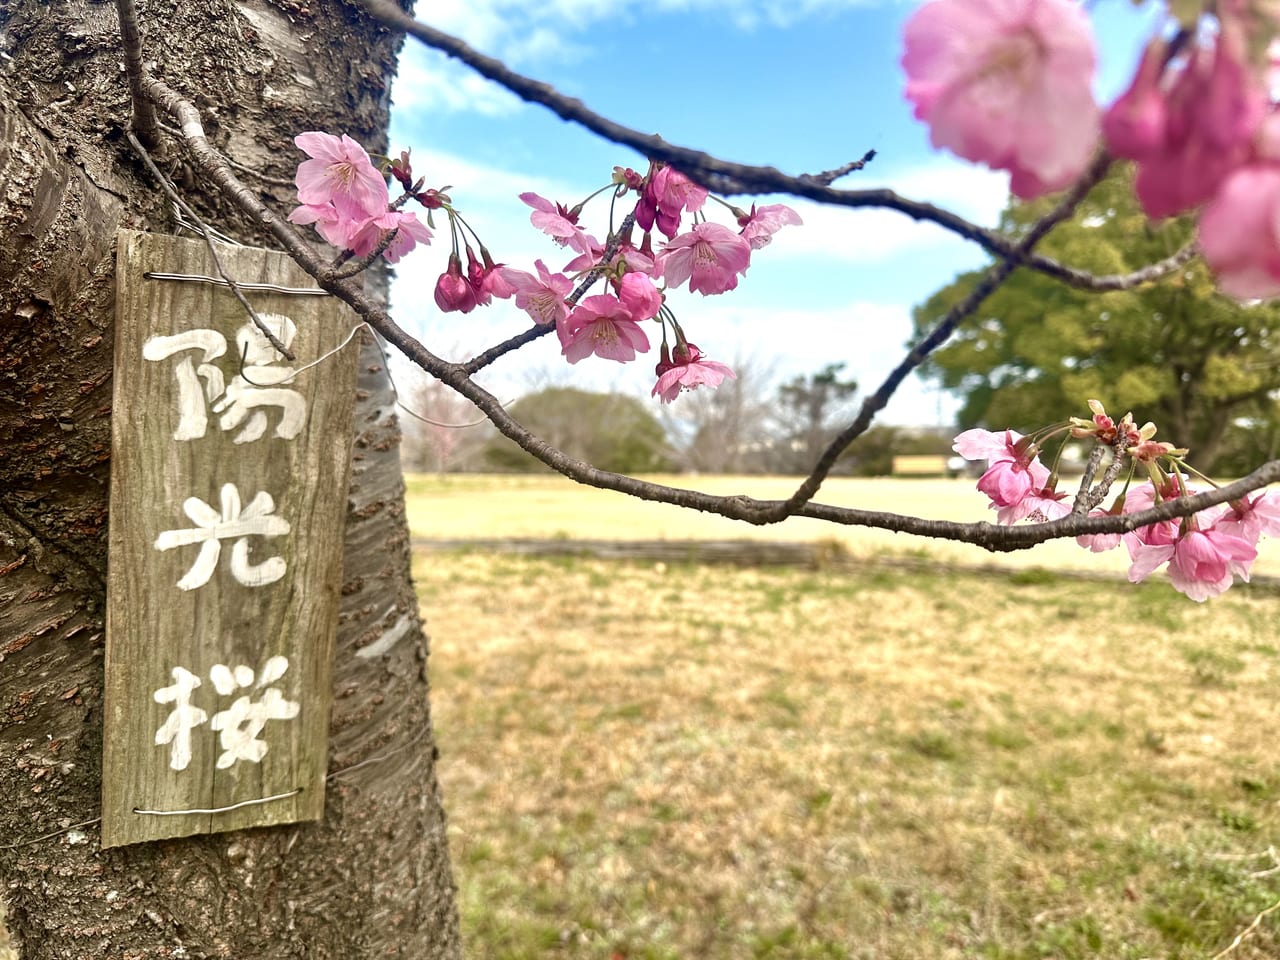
[559,294,650,364]
[562,236,654,277]
[1198,160,1280,300]
[476,248,519,300]
[498,260,573,327]
[462,246,496,307]
[996,484,1068,525]
[953,428,1053,517]
[976,456,1051,512]
[287,202,351,250]
[380,212,432,263]
[1101,40,1167,161]
[294,132,389,219]
[1122,483,1204,586]
[653,167,707,216]
[1125,529,1179,587]
[617,272,663,321]
[1216,491,1280,545]
[520,192,592,254]
[344,210,432,263]
[901,0,1099,199]
[434,254,478,314]
[651,343,736,404]
[1076,508,1123,553]
[656,223,752,296]
[1108,24,1267,219]
[737,203,803,249]
[952,427,1024,462]
[645,167,706,237]
[1166,526,1257,602]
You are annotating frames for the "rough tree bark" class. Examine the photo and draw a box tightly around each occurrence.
[0,1,459,956]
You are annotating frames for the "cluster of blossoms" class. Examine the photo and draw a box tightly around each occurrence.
[287,134,800,404]
[955,401,1280,601]
[287,133,432,265]
[901,0,1280,298]
[486,166,797,403]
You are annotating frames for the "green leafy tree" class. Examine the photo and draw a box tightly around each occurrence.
[485,387,674,474]
[914,169,1280,473]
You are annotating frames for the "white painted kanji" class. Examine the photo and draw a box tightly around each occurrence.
[211,317,308,444]
[141,315,307,444]
[153,667,208,771]
[208,655,299,769]
[150,656,299,773]
[141,329,227,441]
[154,483,290,590]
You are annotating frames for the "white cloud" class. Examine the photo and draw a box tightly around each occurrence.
[770,160,1009,264]
[402,144,1010,271]
[391,45,524,117]
[388,259,955,427]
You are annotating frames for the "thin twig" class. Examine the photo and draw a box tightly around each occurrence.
[327,229,399,281]
[126,130,297,361]
[802,151,878,186]
[1027,240,1200,290]
[224,153,297,188]
[774,150,1114,521]
[1080,437,1132,514]
[0,817,102,851]
[463,210,636,374]
[1071,444,1108,515]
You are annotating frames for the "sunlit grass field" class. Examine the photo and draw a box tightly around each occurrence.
[409,475,1280,959]
[403,473,1280,581]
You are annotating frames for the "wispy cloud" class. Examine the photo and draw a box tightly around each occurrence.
[774,160,1010,264]
[396,144,1009,271]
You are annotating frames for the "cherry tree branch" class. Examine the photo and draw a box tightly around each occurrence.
[774,151,1113,519]
[139,78,1279,554]
[356,0,1194,294]
[114,0,161,150]
[1013,239,1200,290]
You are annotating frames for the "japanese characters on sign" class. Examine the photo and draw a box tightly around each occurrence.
[102,230,359,848]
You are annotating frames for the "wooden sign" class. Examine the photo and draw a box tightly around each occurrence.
[102,230,358,848]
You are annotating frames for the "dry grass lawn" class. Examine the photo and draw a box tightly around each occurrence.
[416,543,1280,959]
[403,474,1280,581]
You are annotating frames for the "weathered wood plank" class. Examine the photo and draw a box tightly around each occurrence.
[102,230,359,847]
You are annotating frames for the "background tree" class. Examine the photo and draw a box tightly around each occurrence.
[768,363,860,474]
[0,1,458,956]
[660,357,776,474]
[483,387,674,473]
[915,168,1280,473]
[400,370,494,473]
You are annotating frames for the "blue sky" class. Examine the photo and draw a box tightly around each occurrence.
[385,0,1162,426]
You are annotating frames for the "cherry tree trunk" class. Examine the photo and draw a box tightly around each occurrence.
[0,1,459,956]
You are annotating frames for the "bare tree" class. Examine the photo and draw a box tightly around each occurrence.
[662,356,778,474]
[399,367,494,473]
[769,363,861,475]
